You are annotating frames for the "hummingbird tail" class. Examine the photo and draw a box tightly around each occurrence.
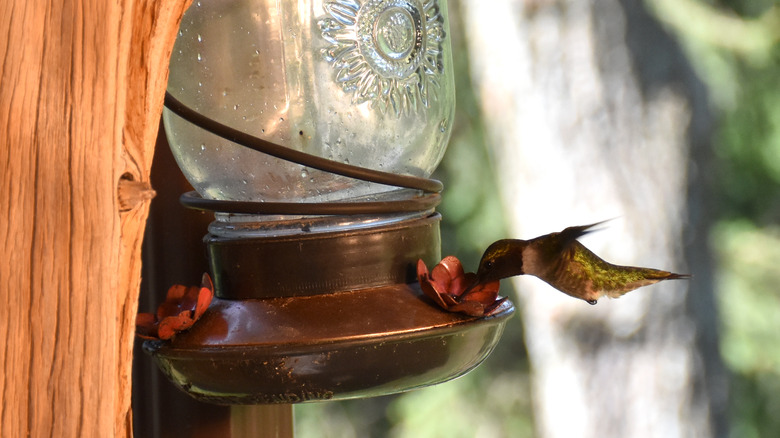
[600,268,691,299]
[664,273,692,280]
[639,269,691,281]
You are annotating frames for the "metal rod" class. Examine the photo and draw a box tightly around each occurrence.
[164,92,443,194]
[179,190,441,215]
[230,405,294,438]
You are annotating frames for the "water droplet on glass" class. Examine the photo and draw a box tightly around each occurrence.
[197,53,202,61]
[197,34,202,43]
[300,169,308,178]
[200,144,206,151]
[279,117,284,122]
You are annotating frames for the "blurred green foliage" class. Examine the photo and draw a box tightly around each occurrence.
[714,221,780,438]
[653,1,780,437]
[716,55,780,222]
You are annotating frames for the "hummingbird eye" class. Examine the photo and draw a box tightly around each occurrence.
[484,260,494,270]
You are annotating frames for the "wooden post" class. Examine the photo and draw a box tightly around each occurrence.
[231,405,295,438]
[0,0,190,436]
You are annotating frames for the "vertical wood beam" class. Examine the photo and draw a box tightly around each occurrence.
[0,0,190,436]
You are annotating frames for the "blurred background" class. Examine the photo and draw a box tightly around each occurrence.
[296,0,780,436]
[134,0,780,437]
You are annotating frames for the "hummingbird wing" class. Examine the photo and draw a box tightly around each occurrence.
[557,220,612,246]
[521,221,611,282]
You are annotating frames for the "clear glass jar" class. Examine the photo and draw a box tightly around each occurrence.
[164,0,455,203]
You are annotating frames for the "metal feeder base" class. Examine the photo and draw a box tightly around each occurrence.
[145,287,513,404]
[145,213,515,404]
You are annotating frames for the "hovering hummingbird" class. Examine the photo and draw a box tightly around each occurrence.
[474,221,690,305]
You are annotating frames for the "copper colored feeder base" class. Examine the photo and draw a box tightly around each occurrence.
[145,213,515,404]
[145,287,513,404]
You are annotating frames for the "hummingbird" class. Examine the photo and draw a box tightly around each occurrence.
[474,221,690,305]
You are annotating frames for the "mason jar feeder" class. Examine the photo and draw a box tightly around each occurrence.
[145,0,514,411]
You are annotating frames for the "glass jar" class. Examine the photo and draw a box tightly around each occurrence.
[164,0,455,203]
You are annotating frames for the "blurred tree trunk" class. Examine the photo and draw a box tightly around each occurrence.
[0,1,189,436]
[460,0,726,437]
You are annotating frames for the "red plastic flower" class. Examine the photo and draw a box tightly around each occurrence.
[417,256,506,317]
[136,273,214,340]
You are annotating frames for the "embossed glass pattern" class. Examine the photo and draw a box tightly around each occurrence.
[164,0,455,203]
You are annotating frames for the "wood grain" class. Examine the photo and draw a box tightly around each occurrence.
[0,0,191,436]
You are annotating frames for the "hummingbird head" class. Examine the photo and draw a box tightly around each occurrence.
[475,239,528,284]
